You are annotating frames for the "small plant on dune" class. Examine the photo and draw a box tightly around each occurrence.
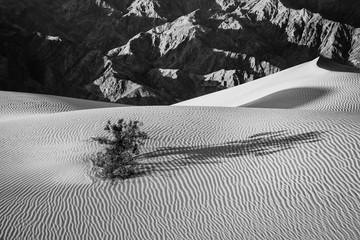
[90,119,148,180]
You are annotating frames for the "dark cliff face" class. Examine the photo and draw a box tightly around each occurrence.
[279,0,360,27]
[0,0,359,105]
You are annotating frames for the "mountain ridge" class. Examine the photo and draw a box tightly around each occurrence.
[1,0,359,104]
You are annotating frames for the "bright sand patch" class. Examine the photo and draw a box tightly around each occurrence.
[1,104,360,239]
[175,57,360,112]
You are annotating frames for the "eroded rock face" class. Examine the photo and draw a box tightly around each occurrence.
[1,0,359,104]
[279,0,360,27]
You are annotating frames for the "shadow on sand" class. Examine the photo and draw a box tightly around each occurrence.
[130,130,325,178]
[316,56,360,73]
[242,87,330,109]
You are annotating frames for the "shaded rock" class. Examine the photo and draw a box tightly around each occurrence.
[1,0,360,105]
[279,0,360,27]
[203,69,244,87]
[146,68,196,103]
[84,60,163,105]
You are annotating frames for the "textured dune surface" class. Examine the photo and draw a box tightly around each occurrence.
[1,57,360,239]
[0,91,124,120]
[176,57,360,112]
[1,89,360,239]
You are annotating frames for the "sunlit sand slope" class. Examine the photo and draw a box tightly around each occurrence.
[0,91,124,120]
[175,57,360,111]
[1,105,360,239]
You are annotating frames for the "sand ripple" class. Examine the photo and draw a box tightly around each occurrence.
[1,106,360,239]
[0,91,123,120]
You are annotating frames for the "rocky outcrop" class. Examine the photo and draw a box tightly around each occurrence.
[279,0,360,27]
[1,0,359,104]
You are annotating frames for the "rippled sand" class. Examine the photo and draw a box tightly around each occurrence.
[1,57,360,239]
[0,91,123,120]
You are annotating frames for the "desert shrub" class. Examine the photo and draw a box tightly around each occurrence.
[90,119,148,180]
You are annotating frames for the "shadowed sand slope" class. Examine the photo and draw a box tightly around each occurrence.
[175,57,360,112]
[0,91,125,120]
[1,105,360,240]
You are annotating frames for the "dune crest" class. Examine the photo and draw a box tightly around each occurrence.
[175,57,360,112]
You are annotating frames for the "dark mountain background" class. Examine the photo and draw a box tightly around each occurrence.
[1,0,359,105]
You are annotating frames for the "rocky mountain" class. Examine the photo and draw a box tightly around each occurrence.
[1,0,359,105]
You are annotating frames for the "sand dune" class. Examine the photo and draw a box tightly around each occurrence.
[0,91,124,120]
[1,58,360,239]
[1,102,360,239]
[175,57,360,112]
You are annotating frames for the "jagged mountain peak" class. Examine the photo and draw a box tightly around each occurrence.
[0,0,359,104]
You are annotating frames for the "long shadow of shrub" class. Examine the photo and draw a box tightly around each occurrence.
[134,130,325,177]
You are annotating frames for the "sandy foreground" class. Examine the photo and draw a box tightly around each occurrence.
[1,58,360,239]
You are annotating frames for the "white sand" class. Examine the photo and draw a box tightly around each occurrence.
[0,91,124,120]
[1,58,360,239]
[175,57,360,112]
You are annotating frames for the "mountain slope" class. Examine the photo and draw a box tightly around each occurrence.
[1,0,359,104]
